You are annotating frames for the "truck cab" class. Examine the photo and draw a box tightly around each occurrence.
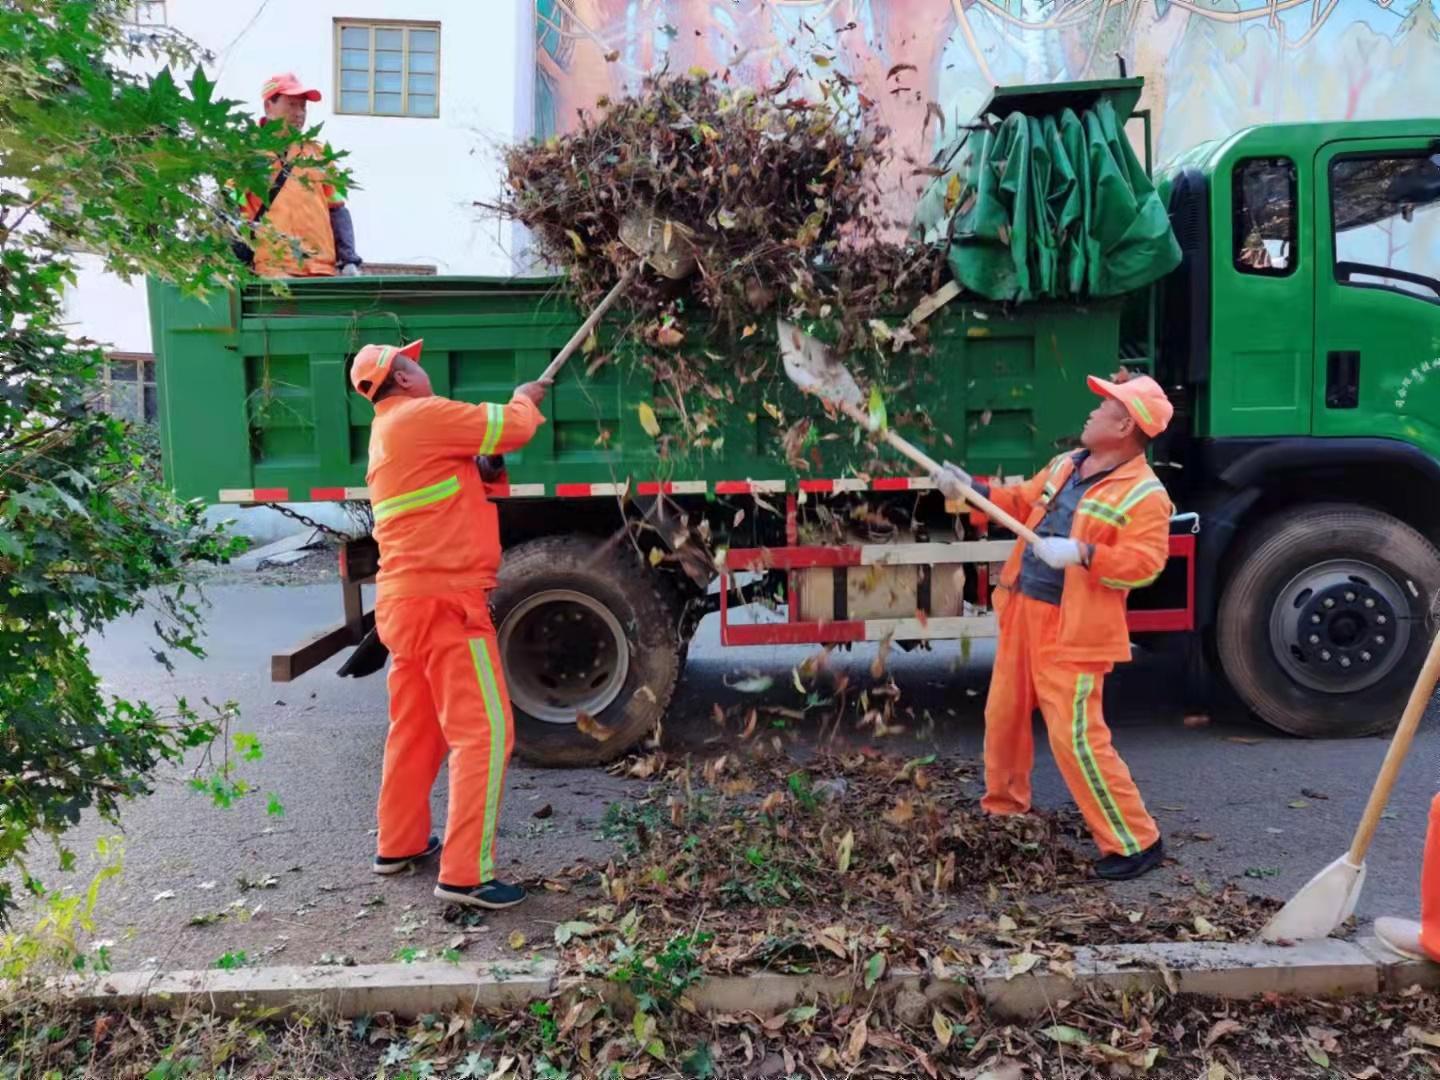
[1156,120,1440,736]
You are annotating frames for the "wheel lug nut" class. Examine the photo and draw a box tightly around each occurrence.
[1361,651,1373,662]
[1308,634,1320,644]
[1321,649,1333,661]
[1376,635,1386,644]
[1323,598,1335,608]
[1365,598,1376,608]
[1340,656,1352,668]
[1378,615,1388,624]
[1345,591,1356,602]
[1311,614,1322,624]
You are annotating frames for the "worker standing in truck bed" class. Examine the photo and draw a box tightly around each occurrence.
[350,339,547,909]
[237,73,362,278]
[935,371,1173,880]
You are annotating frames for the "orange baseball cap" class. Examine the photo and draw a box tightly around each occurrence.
[261,73,322,104]
[351,340,423,401]
[1086,373,1173,438]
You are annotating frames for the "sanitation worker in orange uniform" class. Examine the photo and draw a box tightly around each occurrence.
[1374,796,1440,962]
[350,339,547,908]
[241,73,362,278]
[935,372,1173,880]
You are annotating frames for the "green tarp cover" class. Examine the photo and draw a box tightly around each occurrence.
[912,99,1181,302]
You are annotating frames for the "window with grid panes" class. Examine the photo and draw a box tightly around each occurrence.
[336,21,439,118]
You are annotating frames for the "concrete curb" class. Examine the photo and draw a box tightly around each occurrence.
[55,959,556,1018]
[37,937,1440,1022]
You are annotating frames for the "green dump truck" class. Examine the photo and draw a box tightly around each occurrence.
[151,78,1440,765]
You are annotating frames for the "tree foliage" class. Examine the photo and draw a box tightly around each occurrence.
[0,0,344,920]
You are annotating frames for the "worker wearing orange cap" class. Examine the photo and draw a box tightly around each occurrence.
[935,372,1174,880]
[237,73,362,278]
[350,339,547,909]
[1374,796,1440,963]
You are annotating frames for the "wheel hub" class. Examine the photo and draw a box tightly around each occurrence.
[1269,560,1409,694]
[498,589,630,724]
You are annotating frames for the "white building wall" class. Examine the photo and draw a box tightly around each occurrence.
[64,0,534,354]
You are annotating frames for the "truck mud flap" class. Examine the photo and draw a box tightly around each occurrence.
[338,626,389,678]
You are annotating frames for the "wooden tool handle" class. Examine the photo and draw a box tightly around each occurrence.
[1348,622,1440,864]
[837,400,1043,546]
[539,264,638,384]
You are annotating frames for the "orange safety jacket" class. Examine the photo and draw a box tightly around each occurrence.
[366,393,544,603]
[244,140,342,278]
[982,451,1173,665]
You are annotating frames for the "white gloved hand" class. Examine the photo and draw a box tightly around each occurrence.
[1033,537,1085,569]
[930,461,972,501]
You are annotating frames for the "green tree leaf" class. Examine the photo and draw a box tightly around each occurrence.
[0,0,329,922]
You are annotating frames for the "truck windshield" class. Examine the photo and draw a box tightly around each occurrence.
[1331,153,1440,302]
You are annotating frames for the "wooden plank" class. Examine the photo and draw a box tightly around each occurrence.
[908,279,963,327]
[271,609,375,682]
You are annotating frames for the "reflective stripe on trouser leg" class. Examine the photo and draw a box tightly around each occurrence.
[428,630,513,887]
[468,635,510,883]
[375,650,448,858]
[1036,666,1159,858]
[1421,793,1440,962]
[982,598,1038,816]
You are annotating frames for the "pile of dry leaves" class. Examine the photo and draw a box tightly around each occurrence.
[495,71,945,360]
[559,749,1278,985]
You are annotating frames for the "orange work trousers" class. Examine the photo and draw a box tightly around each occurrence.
[375,588,513,887]
[1422,794,1440,961]
[982,592,1160,858]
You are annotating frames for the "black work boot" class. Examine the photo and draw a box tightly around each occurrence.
[1095,838,1165,881]
[372,835,441,875]
[434,880,528,910]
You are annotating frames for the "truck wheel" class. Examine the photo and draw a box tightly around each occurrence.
[493,535,682,767]
[1217,504,1440,737]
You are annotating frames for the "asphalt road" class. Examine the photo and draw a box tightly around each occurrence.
[30,574,1439,972]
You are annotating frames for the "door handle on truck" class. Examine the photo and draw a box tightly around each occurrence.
[1326,351,1360,409]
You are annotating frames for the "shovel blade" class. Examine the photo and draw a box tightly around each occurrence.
[1259,855,1366,942]
[618,211,697,280]
[776,318,865,411]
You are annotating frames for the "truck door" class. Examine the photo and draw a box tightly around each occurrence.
[1313,138,1440,436]
[1210,154,1314,435]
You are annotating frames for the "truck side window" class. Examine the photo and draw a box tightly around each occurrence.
[1331,153,1440,303]
[1233,158,1296,276]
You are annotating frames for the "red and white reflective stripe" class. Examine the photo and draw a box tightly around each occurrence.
[487,483,545,498]
[555,482,628,498]
[713,480,787,495]
[799,478,868,494]
[636,480,707,496]
[309,486,371,501]
[236,475,960,504]
[554,480,711,498]
[218,488,290,503]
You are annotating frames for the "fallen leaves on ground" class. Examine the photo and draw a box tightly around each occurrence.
[14,980,1440,1078]
[572,750,1277,984]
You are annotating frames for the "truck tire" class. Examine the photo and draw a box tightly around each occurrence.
[1216,504,1440,738]
[493,535,683,767]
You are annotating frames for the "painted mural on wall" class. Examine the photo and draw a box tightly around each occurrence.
[535,0,1438,247]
